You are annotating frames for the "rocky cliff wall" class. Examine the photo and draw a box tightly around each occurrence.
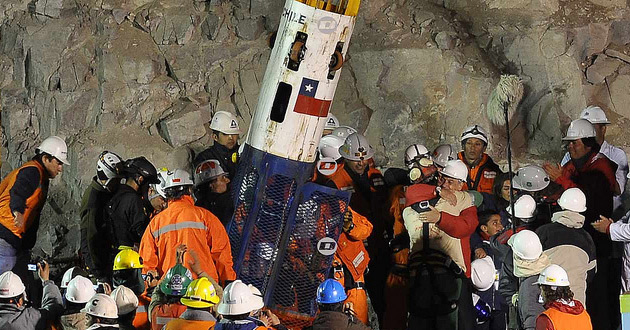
[0,0,629,259]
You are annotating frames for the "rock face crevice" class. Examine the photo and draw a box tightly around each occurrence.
[1,0,630,261]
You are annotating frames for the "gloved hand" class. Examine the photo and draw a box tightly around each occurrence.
[511,293,518,306]
[343,210,354,232]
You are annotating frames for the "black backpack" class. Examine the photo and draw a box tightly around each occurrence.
[407,221,464,317]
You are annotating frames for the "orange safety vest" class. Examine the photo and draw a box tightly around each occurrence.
[0,160,47,238]
[151,302,188,330]
[457,152,500,194]
[133,293,151,330]
[139,195,236,284]
[541,305,592,330]
[164,318,216,330]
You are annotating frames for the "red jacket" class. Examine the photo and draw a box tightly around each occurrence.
[536,300,591,330]
[556,152,618,194]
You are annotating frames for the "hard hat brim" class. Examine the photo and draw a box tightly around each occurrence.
[181,295,219,308]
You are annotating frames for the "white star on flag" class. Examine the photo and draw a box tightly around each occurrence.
[305,84,314,92]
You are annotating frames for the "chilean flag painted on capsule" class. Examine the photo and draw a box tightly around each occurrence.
[293,77,332,117]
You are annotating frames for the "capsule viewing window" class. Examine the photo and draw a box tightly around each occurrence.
[270,82,292,123]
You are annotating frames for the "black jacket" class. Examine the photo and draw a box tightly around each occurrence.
[195,189,234,227]
[194,144,240,180]
[308,311,369,330]
[80,178,116,279]
[105,184,150,248]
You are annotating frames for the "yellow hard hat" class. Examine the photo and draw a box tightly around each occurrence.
[113,249,143,271]
[180,277,220,308]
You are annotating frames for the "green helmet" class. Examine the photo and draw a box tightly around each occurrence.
[160,264,193,296]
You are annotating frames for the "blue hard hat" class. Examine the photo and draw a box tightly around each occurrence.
[316,279,347,304]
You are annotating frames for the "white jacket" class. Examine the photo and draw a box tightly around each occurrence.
[609,210,630,291]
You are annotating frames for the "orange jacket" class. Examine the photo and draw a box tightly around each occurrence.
[457,152,500,194]
[0,160,47,240]
[388,185,408,266]
[151,302,188,330]
[538,300,592,330]
[334,208,373,281]
[139,195,236,285]
[164,318,216,330]
[134,293,151,330]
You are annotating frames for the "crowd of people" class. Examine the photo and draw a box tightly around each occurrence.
[0,105,627,330]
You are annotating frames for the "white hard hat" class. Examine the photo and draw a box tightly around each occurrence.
[471,257,496,292]
[61,266,87,289]
[152,168,169,198]
[440,160,468,182]
[164,169,194,190]
[110,285,139,315]
[330,126,357,141]
[96,151,123,181]
[66,275,96,304]
[37,136,70,165]
[210,111,241,135]
[82,293,119,319]
[461,125,488,144]
[508,230,543,261]
[404,144,432,169]
[339,133,374,161]
[506,195,537,220]
[0,271,25,298]
[580,105,610,125]
[248,284,265,311]
[534,264,570,287]
[319,135,344,160]
[194,160,226,187]
[432,144,456,168]
[324,113,340,130]
[557,188,587,213]
[512,165,550,192]
[217,280,258,316]
[562,119,596,141]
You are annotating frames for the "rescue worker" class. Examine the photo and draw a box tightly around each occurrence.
[560,106,628,214]
[194,111,242,179]
[458,125,501,193]
[82,294,119,330]
[322,113,340,136]
[500,230,550,330]
[313,133,345,184]
[0,136,69,281]
[542,118,620,330]
[163,277,219,329]
[383,143,437,328]
[139,169,236,285]
[471,256,503,330]
[309,279,369,330]
[194,160,234,227]
[328,207,372,325]
[323,132,392,324]
[536,188,596,304]
[111,249,152,330]
[146,168,168,216]
[105,156,160,252]
[535,264,592,330]
[215,280,284,330]
[110,285,138,330]
[80,151,123,284]
[0,261,64,329]
[60,275,96,330]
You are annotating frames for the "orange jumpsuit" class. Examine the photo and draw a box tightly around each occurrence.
[332,208,373,325]
[151,302,188,330]
[139,195,236,285]
[133,292,151,330]
[383,184,409,329]
[457,152,501,194]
